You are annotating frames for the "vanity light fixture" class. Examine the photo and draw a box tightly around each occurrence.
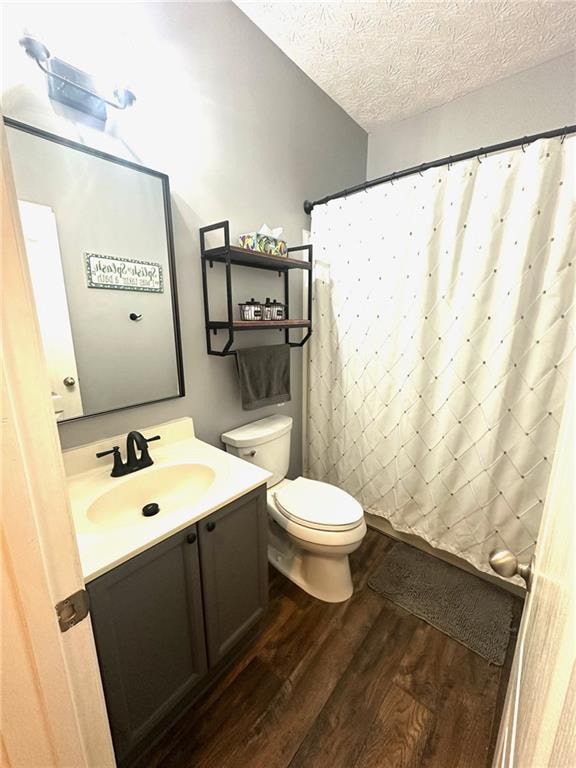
[19,34,136,121]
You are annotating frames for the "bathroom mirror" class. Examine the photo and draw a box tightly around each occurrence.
[5,118,184,422]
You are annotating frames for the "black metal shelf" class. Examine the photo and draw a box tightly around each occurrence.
[200,220,313,357]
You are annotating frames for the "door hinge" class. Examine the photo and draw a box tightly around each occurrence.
[55,589,90,632]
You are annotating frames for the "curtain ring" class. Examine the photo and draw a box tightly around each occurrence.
[561,126,567,144]
[521,137,528,152]
[447,156,453,170]
[390,172,396,185]
[477,149,484,164]
[418,164,426,177]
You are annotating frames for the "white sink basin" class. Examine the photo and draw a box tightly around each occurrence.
[65,420,273,581]
[86,463,215,529]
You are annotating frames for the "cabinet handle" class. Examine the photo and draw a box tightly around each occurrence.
[186,532,197,544]
[206,521,216,532]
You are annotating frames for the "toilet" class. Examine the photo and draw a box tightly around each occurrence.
[221,415,367,603]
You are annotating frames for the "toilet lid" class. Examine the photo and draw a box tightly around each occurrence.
[273,477,364,531]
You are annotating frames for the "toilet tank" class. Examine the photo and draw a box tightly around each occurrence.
[221,415,292,487]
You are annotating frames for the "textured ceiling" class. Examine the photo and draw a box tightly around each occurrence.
[236,1,576,132]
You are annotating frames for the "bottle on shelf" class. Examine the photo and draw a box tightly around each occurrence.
[270,299,285,320]
[262,298,273,321]
[238,298,262,321]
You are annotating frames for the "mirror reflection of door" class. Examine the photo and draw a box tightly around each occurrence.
[18,200,84,420]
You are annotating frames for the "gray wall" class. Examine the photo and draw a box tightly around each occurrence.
[367,52,576,177]
[2,2,367,475]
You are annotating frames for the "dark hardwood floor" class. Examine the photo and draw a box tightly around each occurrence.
[137,529,521,768]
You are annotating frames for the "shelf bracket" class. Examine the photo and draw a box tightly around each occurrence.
[289,329,312,348]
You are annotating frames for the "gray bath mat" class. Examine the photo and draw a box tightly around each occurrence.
[368,542,514,665]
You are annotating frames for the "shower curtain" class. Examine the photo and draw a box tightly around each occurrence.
[306,137,575,576]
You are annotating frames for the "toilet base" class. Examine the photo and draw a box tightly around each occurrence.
[268,521,360,603]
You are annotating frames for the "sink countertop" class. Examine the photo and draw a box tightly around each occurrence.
[64,418,271,582]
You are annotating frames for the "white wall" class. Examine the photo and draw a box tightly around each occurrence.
[2,2,367,475]
[367,52,576,177]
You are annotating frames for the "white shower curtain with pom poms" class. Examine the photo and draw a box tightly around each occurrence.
[306,137,575,576]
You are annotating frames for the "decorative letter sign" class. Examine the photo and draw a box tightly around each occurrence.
[85,252,164,293]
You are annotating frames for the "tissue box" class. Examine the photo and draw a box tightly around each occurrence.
[239,232,287,257]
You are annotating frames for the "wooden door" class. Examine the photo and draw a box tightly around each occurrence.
[87,524,208,762]
[1,121,115,766]
[199,487,268,666]
[492,364,576,767]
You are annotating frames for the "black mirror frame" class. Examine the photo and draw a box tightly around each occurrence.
[4,116,185,422]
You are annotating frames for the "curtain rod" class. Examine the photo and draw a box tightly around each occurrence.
[303,123,576,215]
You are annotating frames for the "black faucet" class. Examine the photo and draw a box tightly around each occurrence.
[96,431,161,477]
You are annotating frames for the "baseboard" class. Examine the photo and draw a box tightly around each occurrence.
[366,514,525,599]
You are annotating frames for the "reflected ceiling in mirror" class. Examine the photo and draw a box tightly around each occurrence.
[5,118,184,422]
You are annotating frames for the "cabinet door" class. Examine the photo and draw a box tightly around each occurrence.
[87,524,207,762]
[199,486,268,666]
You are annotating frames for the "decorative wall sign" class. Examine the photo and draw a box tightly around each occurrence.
[84,252,164,293]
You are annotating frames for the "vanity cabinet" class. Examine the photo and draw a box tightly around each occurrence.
[87,485,267,764]
[87,521,208,761]
[199,489,269,666]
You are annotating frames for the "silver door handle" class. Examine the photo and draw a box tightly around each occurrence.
[489,549,533,590]
[63,376,76,387]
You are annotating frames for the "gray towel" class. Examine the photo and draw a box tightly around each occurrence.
[236,345,291,410]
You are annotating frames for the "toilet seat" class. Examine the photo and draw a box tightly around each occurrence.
[273,477,364,532]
